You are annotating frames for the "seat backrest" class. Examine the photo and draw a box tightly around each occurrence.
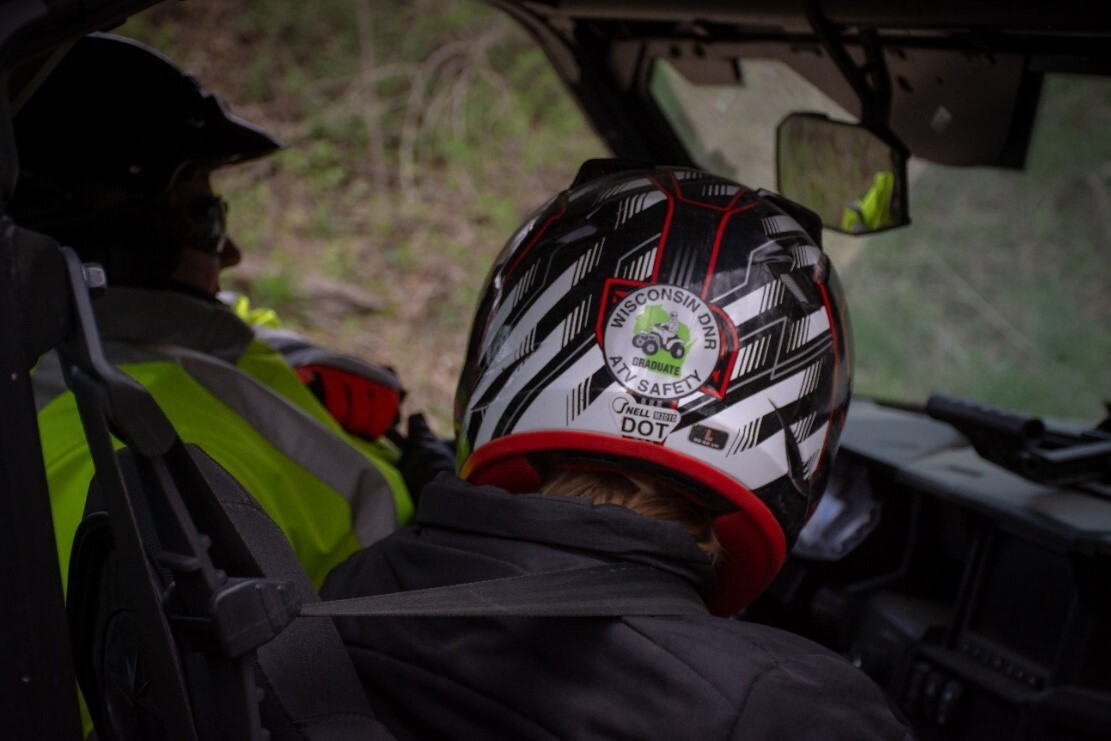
[70,445,391,741]
[182,444,389,739]
[47,238,390,740]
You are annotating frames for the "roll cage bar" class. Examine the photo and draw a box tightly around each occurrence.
[0,4,164,736]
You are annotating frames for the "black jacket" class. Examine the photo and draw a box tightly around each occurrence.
[322,477,914,740]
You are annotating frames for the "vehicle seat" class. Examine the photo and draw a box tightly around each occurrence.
[68,444,392,741]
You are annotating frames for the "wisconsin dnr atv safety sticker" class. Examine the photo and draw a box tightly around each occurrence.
[602,284,722,402]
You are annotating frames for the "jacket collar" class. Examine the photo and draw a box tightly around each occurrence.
[417,475,718,597]
[93,286,255,364]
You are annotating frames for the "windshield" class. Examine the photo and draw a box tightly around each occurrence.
[651,59,1110,420]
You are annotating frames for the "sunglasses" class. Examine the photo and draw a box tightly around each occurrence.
[186,195,230,255]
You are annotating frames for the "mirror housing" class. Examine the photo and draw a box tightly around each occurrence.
[776,113,910,236]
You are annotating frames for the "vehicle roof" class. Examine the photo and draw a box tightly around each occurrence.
[5,1,1109,88]
[5,0,1110,169]
[485,1,1111,167]
[496,1,1111,35]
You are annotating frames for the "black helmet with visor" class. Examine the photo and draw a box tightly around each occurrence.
[9,33,282,281]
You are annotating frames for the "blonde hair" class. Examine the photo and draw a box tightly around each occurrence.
[540,469,722,561]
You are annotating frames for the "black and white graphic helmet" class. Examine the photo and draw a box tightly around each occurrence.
[456,163,853,613]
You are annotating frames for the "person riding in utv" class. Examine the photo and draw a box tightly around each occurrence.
[322,162,914,739]
[12,34,422,599]
[5,37,464,737]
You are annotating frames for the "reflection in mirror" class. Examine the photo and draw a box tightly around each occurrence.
[777,113,909,235]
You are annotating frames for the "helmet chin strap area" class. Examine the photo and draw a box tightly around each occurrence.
[461,429,789,615]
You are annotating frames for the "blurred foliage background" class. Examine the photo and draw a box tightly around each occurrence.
[122,1,1108,426]
[121,0,605,430]
[653,62,1110,420]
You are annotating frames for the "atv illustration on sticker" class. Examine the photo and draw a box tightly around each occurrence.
[631,307,691,360]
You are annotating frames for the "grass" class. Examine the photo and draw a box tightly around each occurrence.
[119,0,605,430]
[839,74,1111,419]
[653,63,1109,421]
[120,6,1107,426]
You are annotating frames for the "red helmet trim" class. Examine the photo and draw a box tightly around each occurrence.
[462,430,788,615]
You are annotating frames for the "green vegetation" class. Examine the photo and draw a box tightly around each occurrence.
[121,0,605,427]
[845,148,1110,415]
[653,62,1109,420]
[839,75,1110,418]
[121,6,1107,424]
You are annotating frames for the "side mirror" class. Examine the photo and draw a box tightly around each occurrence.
[776,113,910,236]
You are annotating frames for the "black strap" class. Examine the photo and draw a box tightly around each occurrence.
[303,563,708,618]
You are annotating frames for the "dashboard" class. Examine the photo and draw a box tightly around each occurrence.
[746,400,1111,739]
